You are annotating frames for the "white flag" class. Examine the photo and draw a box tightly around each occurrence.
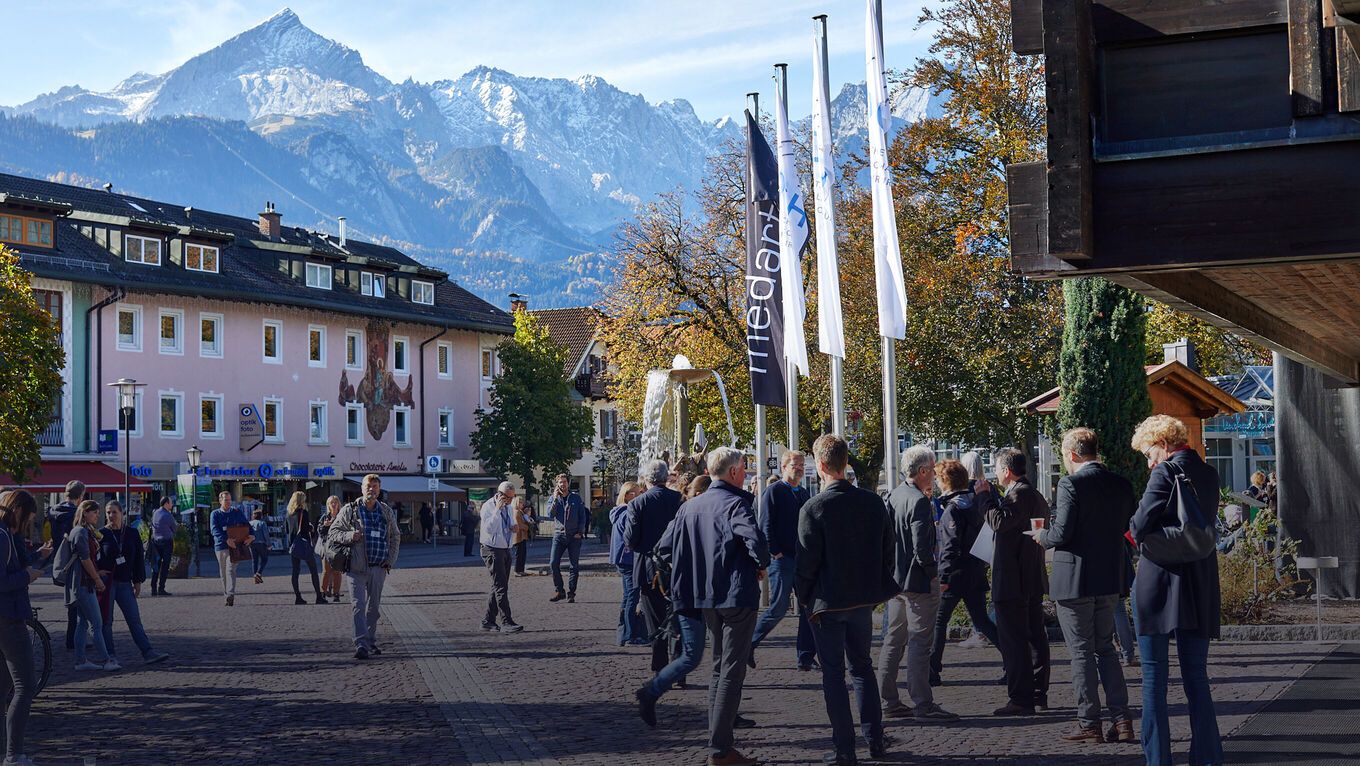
[812,27,846,359]
[866,0,908,340]
[775,73,810,376]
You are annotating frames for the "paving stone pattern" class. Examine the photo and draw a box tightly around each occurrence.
[22,538,1334,765]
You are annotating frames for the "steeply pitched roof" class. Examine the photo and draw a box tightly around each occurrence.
[1022,361,1245,418]
[531,306,602,376]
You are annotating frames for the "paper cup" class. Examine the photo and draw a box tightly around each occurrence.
[1030,518,1044,533]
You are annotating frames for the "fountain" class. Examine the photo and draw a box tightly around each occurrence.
[638,355,738,466]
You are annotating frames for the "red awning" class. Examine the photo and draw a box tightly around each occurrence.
[0,461,153,493]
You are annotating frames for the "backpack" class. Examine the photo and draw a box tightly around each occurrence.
[51,534,78,587]
[1139,462,1218,567]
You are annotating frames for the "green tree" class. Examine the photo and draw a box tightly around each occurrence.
[0,245,65,483]
[1056,278,1152,485]
[1144,301,1271,377]
[469,310,594,503]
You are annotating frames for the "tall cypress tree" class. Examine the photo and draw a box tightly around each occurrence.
[1056,277,1152,486]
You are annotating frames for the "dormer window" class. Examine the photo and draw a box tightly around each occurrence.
[186,244,219,273]
[360,272,385,298]
[412,280,434,305]
[305,262,331,290]
[0,214,52,248]
[125,234,161,265]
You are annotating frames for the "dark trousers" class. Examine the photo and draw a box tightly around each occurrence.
[639,581,681,672]
[995,595,1051,708]
[0,615,35,760]
[930,587,1000,675]
[463,531,475,557]
[152,539,173,593]
[703,607,758,758]
[291,553,321,597]
[481,545,513,625]
[513,541,527,573]
[811,605,883,757]
[65,606,77,649]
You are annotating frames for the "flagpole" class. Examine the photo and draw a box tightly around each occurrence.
[774,63,800,456]
[747,90,769,505]
[813,14,847,437]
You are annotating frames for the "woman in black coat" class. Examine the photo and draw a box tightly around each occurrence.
[286,492,327,606]
[929,459,1000,686]
[1130,415,1223,766]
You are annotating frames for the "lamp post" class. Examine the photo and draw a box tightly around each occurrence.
[186,444,202,577]
[107,379,146,509]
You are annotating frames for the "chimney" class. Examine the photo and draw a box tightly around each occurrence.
[257,201,282,238]
[1163,337,1197,371]
[338,216,347,248]
[103,183,113,193]
[508,293,528,313]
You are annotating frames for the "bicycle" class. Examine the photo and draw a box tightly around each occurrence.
[27,607,51,697]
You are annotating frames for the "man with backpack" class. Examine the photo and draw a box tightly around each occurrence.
[46,481,83,651]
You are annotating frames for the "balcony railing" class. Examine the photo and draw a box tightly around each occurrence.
[37,414,63,447]
[574,372,610,400]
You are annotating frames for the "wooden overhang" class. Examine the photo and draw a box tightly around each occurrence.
[1022,361,1247,418]
[1006,0,1360,385]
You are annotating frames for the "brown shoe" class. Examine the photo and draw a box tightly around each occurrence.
[992,702,1035,716]
[1106,720,1135,743]
[709,749,759,766]
[1060,724,1105,743]
[225,596,234,607]
[253,573,263,584]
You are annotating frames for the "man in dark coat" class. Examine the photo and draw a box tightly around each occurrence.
[1030,428,1135,743]
[978,448,1051,715]
[622,458,684,674]
[796,434,900,766]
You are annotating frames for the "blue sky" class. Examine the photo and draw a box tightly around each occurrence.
[4,0,934,121]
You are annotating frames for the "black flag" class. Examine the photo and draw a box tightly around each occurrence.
[745,110,786,407]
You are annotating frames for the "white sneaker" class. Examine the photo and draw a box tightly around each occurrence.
[959,632,989,649]
[101,659,122,671]
[3,754,39,766]
[73,661,101,671]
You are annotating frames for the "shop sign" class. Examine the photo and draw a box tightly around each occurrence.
[445,459,483,474]
[128,463,176,481]
[192,462,319,480]
[348,461,409,473]
[98,430,118,453]
[239,403,264,452]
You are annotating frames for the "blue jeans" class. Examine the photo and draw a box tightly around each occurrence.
[549,534,582,595]
[646,613,705,699]
[250,543,269,576]
[1139,631,1222,766]
[750,556,817,666]
[100,580,156,660]
[810,605,882,756]
[616,564,646,645]
[71,589,109,665]
[1113,597,1135,661]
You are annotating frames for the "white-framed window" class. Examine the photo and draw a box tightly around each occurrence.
[158,308,184,355]
[308,325,326,367]
[185,243,219,273]
[345,403,364,445]
[309,400,328,444]
[438,408,454,447]
[263,396,283,443]
[158,390,184,439]
[262,319,282,364]
[412,280,434,305]
[124,234,161,266]
[393,336,410,375]
[481,348,496,379]
[392,406,411,447]
[360,271,372,295]
[199,312,223,358]
[199,393,224,439]
[116,305,142,352]
[345,329,363,370]
[117,390,144,438]
[360,271,386,297]
[305,262,331,290]
[436,341,452,379]
[373,275,385,298]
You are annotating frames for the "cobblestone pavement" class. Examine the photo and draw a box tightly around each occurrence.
[25,537,1333,765]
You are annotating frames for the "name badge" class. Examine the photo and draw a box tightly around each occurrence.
[115,556,127,565]
[368,529,382,538]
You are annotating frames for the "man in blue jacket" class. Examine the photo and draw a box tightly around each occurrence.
[641,446,768,766]
[210,491,253,606]
[623,459,683,674]
[748,450,816,671]
[547,473,588,603]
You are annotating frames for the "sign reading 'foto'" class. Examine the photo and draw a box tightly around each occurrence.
[239,403,264,452]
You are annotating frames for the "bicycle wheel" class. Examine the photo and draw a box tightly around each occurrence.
[27,618,51,696]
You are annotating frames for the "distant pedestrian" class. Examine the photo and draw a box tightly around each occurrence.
[327,475,400,659]
[978,448,1051,716]
[609,483,646,646]
[547,474,587,603]
[796,434,899,766]
[249,509,270,584]
[929,459,1000,687]
[1029,428,1134,743]
[149,496,177,596]
[635,447,768,766]
[749,450,817,672]
[512,497,533,576]
[461,501,478,557]
[47,480,83,651]
[478,481,525,633]
[879,446,958,723]
[622,459,683,676]
[419,502,434,543]
[65,501,115,672]
[96,501,169,667]
[0,490,54,766]
[210,492,253,607]
[286,492,327,605]
[1130,415,1223,766]
[318,496,344,601]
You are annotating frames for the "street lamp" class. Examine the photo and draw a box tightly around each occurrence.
[107,378,147,509]
[186,444,202,577]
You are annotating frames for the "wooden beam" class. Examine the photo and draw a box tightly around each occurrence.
[1044,0,1095,261]
[1291,0,1327,115]
[1339,26,1360,110]
[1111,271,1360,385]
[1012,0,1043,54]
[1093,0,1287,44]
[1006,162,1076,275]
[1332,0,1360,24]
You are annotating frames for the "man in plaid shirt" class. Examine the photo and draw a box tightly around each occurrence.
[328,473,401,659]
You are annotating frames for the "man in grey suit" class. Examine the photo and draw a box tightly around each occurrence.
[1027,428,1135,743]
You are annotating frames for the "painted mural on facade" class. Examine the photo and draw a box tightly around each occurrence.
[338,320,414,440]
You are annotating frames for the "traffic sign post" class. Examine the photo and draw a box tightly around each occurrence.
[425,457,442,550]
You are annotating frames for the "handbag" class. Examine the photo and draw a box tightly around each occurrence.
[290,511,316,561]
[323,536,352,574]
[1139,462,1218,567]
[225,524,253,563]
